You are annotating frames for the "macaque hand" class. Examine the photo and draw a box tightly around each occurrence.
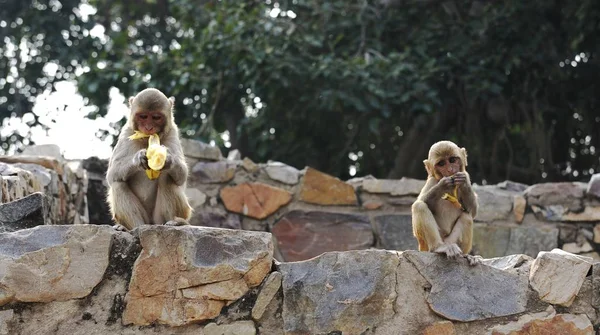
[134,149,150,170]
[452,172,468,185]
[161,149,173,170]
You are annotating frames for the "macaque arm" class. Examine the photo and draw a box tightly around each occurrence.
[161,133,188,186]
[458,175,478,218]
[106,130,142,184]
[418,177,447,206]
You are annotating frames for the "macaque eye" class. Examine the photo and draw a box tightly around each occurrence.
[436,160,445,167]
[138,114,148,120]
[449,157,458,164]
[152,115,162,121]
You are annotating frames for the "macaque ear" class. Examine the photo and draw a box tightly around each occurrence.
[168,97,175,107]
[461,147,468,167]
[423,160,433,176]
[128,96,135,107]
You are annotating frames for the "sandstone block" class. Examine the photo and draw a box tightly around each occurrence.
[123,226,273,326]
[220,183,292,219]
[490,307,593,335]
[265,162,300,185]
[191,161,236,183]
[299,167,357,205]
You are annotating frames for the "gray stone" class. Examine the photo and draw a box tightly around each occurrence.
[81,157,112,225]
[472,224,558,258]
[472,185,513,222]
[181,138,223,161]
[265,162,300,185]
[191,161,237,183]
[525,182,584,213]
[185,188,207,208]
[529,249,594,307]
[20,144,63,160]
[0,192,50,233]
[278,250,398,335]
[482,254,534,271]
[587,173,600,199]
[226,149,242,161]
[190,211,241,230]
[373,214,419,251]
[403,251,529,321]
[0,225,113,305]
[497,180,529,192]
[252,272,282,320]
[272,210,374,262]
[362,177,425,196]
[204,321,256,335]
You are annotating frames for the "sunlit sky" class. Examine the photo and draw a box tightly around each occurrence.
[1,81,128,159]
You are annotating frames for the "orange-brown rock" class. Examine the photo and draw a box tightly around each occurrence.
[299,167,357,205]
[491,308,593,335]
[363,201,383,210]
[422,321,456,335]
[513,195,526,223]
[220,182,292,219]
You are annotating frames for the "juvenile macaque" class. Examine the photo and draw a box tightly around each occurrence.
[106,88,192,230]
[411,141,480,265]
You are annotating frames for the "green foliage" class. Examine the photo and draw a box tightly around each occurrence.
[1,0,600,184]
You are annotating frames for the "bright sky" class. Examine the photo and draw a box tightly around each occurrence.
[1,81,128,159]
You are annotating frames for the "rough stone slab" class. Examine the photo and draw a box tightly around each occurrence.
[0,155,63,175]
[362,177,425,196]
[0,192,50,233]
[123,226,273,326]
[529,249,593,307]
[482,254,533,271]
[272,210,373,262]
[242,157,259,173]
[490,307,593,335]
[226,149,242,161]
[497,180,529,192]
[592,263,600,310]
[185,188,207,208]
[191,161,237,183]
[252,272,282,320]
[190,211,241,230]
[373,214,418,251]
[524,182,584,212]
[403,251,529,321]
[472,224,558,258]
[278,250,398,335]
[204,321,256,335]
[562,206,600,221]
[422,321,456,335]
[264,162,300,185]
[594,224,600,243]
[181,138,223,161]
[299,167,357,205]
[0,225,113,305]
[586,173,600,199]
[0,309,12,335]
[220,183,292,219]
[472,185,513,222]
[20,144,63,159]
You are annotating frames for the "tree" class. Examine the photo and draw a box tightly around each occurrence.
[1,0,600,185]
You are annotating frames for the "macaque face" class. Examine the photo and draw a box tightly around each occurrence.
[434,155,462,177]
[134,111,166,135]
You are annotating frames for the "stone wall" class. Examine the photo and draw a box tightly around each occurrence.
[180,138,600,263]
[0,224,596,335]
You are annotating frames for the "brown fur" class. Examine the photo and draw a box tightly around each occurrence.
[106,88,192,230]
[411,141,478,261]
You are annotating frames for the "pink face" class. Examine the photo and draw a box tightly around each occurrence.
[134,111,166,135]
[435,156,462,177]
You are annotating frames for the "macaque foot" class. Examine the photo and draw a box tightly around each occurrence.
[111,223,129,232]
[433,243,463,258]
[464,254,483,266]
[164,217,189,226]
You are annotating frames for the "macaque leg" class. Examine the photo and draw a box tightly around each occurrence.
[152,182,192,226]
[109,182,150,230]
[412,200,444,251]
[444,212,480,265]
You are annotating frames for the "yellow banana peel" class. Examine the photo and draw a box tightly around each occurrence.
[441,185,463,210]
[129,131,167,180]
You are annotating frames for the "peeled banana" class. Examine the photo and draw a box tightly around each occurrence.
[441,184,463,210]
[128,131,167,180]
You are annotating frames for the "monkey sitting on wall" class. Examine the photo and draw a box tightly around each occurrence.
[411,140,480,265]
[106,88,193,231]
